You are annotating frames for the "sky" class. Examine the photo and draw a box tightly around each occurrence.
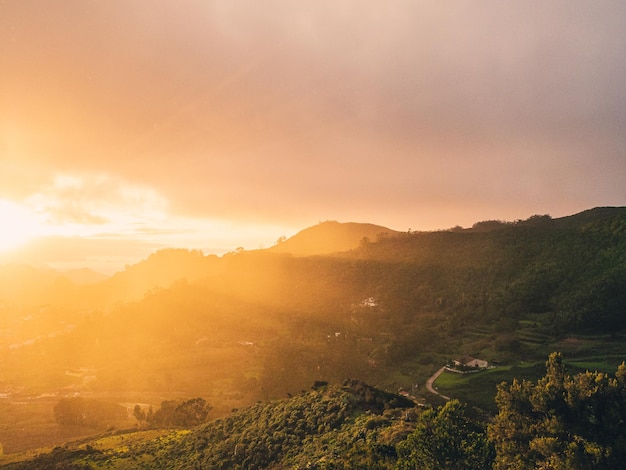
[1,0,625,273]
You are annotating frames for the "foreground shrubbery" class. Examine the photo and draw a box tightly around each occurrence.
[397,400,494,469]
[12,353,626,469]
[6,381,414,469]
[397,353,626,469]
[489,353,626,469]
[133,397,211,428]
[158,380,414,469]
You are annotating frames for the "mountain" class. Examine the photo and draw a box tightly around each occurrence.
[0,207,625,459]
[78,222,398,305]
[6,208,621,391]
[266,220,398,256]
[0,263,79,307]
[79,248,219,306]
[60,268,108,285]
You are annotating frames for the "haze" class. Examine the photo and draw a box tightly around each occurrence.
[1,1,625,273]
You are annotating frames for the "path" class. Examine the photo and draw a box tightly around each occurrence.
[425,366,450,400]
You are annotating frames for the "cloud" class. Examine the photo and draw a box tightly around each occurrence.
[3,170,294,266]
[0,0,624,236]
[25,173,168,234]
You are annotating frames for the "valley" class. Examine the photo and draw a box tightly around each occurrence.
[0,207,625,467]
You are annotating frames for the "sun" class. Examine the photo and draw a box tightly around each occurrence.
[0,199,44,253]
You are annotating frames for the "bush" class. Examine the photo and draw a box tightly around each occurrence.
[148,397,211,427]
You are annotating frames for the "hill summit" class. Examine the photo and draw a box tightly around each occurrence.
[267,221,398,256]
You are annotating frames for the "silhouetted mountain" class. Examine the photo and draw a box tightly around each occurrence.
[60,268,108,285]
[78,248,220,306]
[267,220,398,256]
[0,263,78,307]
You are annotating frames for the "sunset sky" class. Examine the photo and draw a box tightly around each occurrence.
[1,1,625,273]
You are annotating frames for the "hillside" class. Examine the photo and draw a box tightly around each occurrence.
[2,381,416,469]
[7,356,626,469]
[78,248,219,306]
[0,264,79,307]
[267,221,398,256]
[0,207,624,457]
[60,268,108,286]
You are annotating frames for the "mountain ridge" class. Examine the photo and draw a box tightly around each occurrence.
[0,206,625,459]
[266,220,398,256]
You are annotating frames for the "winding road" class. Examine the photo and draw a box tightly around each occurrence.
[425,367,450,401]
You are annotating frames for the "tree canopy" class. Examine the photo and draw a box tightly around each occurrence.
[489,353,626,469]
[397,399,494,469]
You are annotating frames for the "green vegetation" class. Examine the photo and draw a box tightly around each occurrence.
[145,397,211,427]
[0,207,625,465]
[397,399,494,469]
[2,381,415,469]
[489,353,626,469]
[435,364,547,413]
[7,356,626,469]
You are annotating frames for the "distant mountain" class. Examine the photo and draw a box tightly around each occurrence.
[0,263,78,306]
[79,248,220,306]
[266,220,399,256]
[60,268,108,285]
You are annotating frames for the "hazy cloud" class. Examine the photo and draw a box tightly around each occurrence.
[24,173,168,230]
[1,0,625,240]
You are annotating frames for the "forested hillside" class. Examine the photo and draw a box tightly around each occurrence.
[6,356,626,469]
[348,207,626,334]
[1,207,625,460]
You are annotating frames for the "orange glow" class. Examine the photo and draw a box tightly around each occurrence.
[0,199,43,252]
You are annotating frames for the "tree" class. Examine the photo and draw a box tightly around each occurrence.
[54,397,87,426]
[133,404,147,427]
[489,353,626,469]
[148,398,211,427]
[149,400,178,426]
[396,399,494,469]
[174,397,211,426]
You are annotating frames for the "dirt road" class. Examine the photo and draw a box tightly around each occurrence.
[425,367,450,400]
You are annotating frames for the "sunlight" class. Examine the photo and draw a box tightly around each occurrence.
[0,199,44,252]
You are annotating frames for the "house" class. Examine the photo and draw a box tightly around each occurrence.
[360,297,378,307]
[453,355,488,369]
